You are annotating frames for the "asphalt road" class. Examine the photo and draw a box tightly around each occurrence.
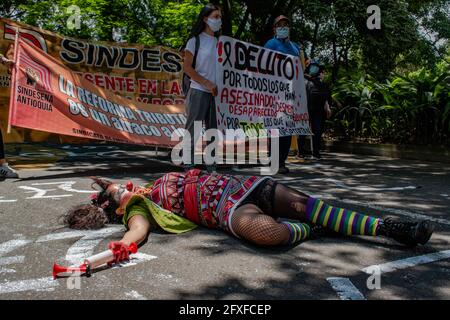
[0,145,449,300]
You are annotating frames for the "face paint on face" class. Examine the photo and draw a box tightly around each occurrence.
[105,184,133,216]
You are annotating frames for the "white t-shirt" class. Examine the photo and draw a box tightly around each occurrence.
[185,32,217,92]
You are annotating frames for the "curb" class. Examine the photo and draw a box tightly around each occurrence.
[324,140,450,163]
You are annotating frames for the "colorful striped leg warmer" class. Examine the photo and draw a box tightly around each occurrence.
[281,221,311,245]
[305,197,381,236]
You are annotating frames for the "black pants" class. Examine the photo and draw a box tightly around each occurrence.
[298,113,324,157]
[0,127,4,159]
[268,135,292,167]
[279,135,292,167]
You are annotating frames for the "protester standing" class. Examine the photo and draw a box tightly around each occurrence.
[182,3,222,173]
[264,15,307,174]
[298,61,332,160]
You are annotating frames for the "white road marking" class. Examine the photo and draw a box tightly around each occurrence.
[0,239,32,257]
[36,226,124,243]
[0,241,30,275]
[124,290,147,300]
[0,277,58,294]
[0,196,17,203]
[32,181,92,193]
[64,226,125,265]
[0,256,25,266]
[362,250,450,274]
[111,253,158,269]
[0,267,16,274]
[18,185,72,199]
[35,287,56,292]
[327,277,366,300]
[36,230,94,243]
[282,176,419,192]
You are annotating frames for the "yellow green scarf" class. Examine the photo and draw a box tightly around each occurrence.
[123,194,198,234]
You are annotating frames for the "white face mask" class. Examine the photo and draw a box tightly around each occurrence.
[276,27,290,39]
[207,18,222,32]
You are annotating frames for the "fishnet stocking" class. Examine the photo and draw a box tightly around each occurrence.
[231,204,289,246]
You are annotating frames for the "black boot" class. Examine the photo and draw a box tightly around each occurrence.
[304,222,340,239]
[378,217,434,246]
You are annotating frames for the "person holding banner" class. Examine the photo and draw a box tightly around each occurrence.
[63,171,434,255]
[182,3,222,172]
[264,15,307,174]
[0,53,19,179]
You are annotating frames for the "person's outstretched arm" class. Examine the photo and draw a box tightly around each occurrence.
[107,215,150,264]
[120,214,151,246]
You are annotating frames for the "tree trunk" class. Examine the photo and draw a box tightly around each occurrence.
[221,0,233,36]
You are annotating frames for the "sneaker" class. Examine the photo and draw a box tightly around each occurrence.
[378,217,434,246]
[0,163,19,178]
[311,154,322,160]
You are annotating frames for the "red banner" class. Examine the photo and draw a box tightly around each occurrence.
[8,38,186,147]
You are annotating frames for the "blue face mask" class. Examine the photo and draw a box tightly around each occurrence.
[276,27,289,39]
[308,65,320,77]
[207,18,222,32]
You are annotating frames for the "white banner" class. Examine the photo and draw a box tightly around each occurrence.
[215,36,311,137]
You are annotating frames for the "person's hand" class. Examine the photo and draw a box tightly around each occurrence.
[0,55,14,69]
[203,79,218,96]
[108,241,132,264]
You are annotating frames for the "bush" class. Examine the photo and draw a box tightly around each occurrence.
[329,59,450,146]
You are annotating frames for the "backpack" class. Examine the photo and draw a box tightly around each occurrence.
[181,35,200,97]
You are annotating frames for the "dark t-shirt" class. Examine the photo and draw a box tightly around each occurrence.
[306,78,331,116]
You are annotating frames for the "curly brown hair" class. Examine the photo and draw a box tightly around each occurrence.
[62,177,126,229]
[63,204,109,230]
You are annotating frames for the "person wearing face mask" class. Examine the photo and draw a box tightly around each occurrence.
[297,60,332,160]
[182,3,222,173]
[264,15,307,174]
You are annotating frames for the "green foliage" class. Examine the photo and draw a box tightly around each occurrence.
[1,0,449,145]
[331,58,450,145]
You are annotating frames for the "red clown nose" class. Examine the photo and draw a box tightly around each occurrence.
[126,181,134,192]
